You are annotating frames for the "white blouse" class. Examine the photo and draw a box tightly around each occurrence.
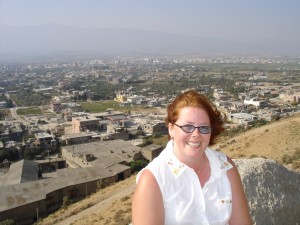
[136,140,233,225]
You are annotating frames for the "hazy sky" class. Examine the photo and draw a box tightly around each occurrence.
[1,0,300,44]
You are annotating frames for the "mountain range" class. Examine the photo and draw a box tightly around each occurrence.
[1,24,299,62]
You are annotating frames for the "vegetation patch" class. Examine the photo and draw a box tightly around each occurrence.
[16,107,43,115]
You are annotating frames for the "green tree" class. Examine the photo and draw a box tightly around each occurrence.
[130,160,148,172]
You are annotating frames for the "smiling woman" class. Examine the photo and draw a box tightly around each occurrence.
[132,90,253,225]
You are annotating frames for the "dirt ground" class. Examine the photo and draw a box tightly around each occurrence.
[38,113,300,225]
[38,175,136,225]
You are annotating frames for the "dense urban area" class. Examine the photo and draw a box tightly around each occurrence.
[0,55,300,225]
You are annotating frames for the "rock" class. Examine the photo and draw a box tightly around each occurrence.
[234,158,300,225]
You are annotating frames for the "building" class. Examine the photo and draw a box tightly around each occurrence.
[115,92,127,102]
[141,144,163,161]
[0,166,117,225]
[61,131,100,145]
[279,91,300,103]
[229,113,257,125]
[71,116,100,133]
[61,139,143,168]
[50,97,62,112]
[0,139,162,225]
[142,120,168,135]
[34,132,56,148]
[0,160,39,186]
[244,98,268,108]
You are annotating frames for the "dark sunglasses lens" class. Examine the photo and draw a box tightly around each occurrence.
[199,126,211,134]
[182,125,195,133]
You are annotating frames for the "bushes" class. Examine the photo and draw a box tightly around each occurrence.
[130,160,148,172]
[281,148,300,170]
[139,138,153,147]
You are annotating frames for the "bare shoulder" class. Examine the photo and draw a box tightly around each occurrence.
[136,169,158,187]
[226,156,244,196]
[226,157,239,177]
[132,169,164,225]
[133,169,162,203]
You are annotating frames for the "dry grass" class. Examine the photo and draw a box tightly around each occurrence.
[214,113,300,165]
[38,176,136,225]
[38,113,300,225]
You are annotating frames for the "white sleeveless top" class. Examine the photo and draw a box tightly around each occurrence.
[136,140,233,225]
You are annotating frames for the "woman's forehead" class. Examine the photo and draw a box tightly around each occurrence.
[177,107,209,120]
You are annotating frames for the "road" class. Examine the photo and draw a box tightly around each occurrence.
[10,107,30,125]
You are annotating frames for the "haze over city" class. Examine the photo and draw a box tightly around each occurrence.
[1,0,300,62]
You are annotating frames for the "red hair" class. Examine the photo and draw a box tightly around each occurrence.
[165,90,226,145]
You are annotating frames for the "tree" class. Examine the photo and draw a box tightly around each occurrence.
[130,160,148,172]
[6,98,14,108]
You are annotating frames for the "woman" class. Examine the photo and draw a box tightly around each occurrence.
[132,90,252,225]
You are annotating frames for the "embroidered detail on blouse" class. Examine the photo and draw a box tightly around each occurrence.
[167,158,185,178]
[220,198,232,204]
[218,154,233,171]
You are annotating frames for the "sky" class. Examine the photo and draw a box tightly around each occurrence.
[1,0,300,44]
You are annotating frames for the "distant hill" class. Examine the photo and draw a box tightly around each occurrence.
[38,113,300,225]
[1,24,300,62]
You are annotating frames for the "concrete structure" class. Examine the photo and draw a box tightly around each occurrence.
[35,157,67,173]
[141,144,163,161]
[91,109,124,120]
[126,95,146,104]
[229,113,257,125]
[115,92,127,102]
[244,98,268,108]
[279,91,300,103]
[0,160,39,186]
[0,166,117,225]
[61,139,143,168]
[61,131,100,145]
[71,116,100,133]
[34,132,56,148]
[142,120,168,135]
[0,139,149,225]
[106,124,130,140]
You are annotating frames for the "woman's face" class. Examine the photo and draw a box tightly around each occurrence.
[169,106,211,163]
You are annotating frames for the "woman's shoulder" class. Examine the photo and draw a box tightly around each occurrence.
[136,149,168,182]
[206,148,233,171]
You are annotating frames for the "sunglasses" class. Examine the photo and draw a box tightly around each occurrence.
[174,124,213,134]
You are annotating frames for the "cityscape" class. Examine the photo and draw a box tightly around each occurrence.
[1,0,300,224]
[0,54,300,224]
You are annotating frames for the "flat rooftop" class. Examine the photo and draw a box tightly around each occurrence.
[62,139,141,167]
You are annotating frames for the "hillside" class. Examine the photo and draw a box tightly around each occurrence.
[37,113,300,225]
[215,113,300,167]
